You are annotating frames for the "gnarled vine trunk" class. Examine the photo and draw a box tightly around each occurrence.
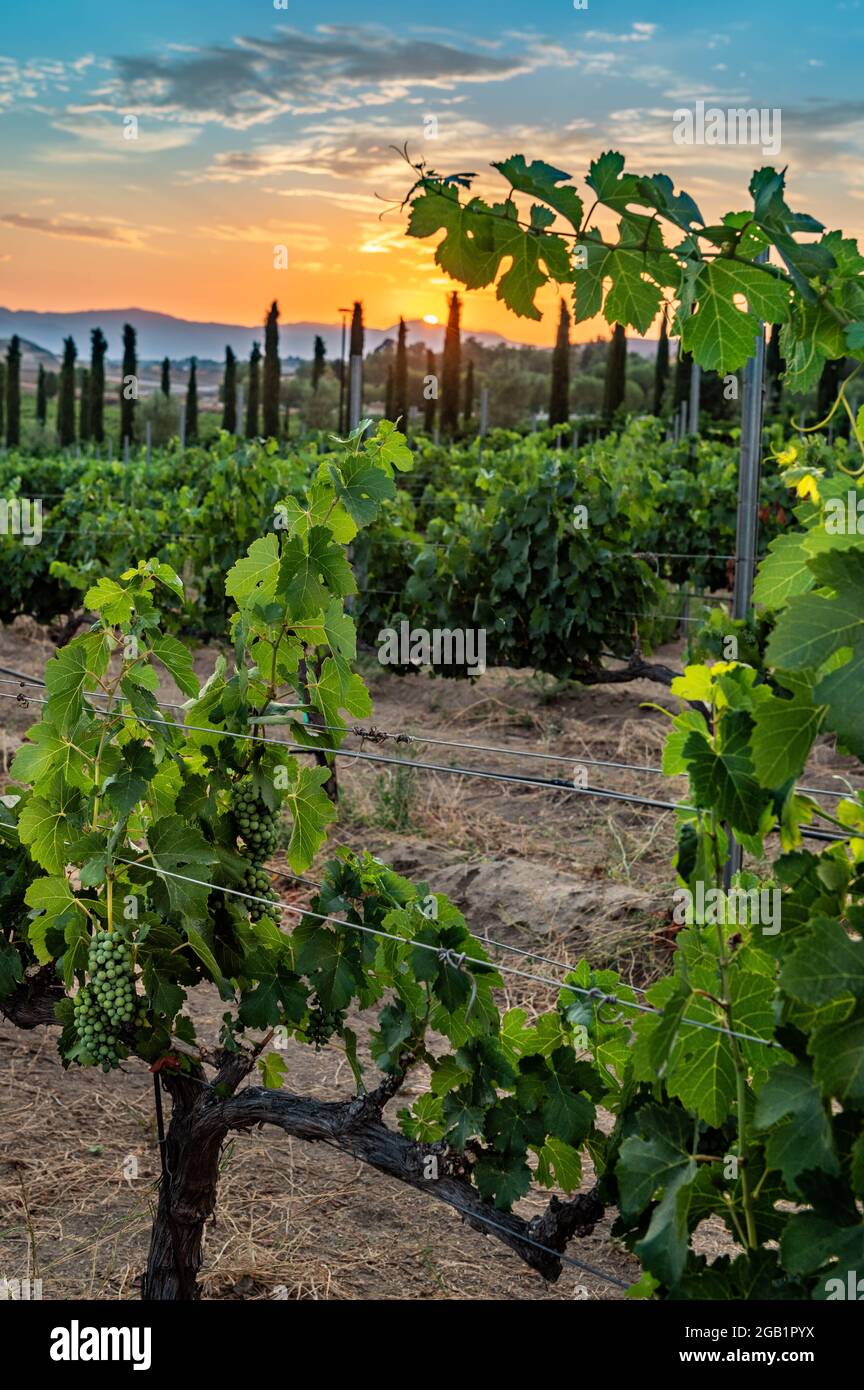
[143,1077,227,1302]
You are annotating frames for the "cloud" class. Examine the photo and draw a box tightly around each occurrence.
[0,212,145,246]
[194,115,495,190]
[52,114,201,152]
[199,221,330,253]
[101,25,573,128]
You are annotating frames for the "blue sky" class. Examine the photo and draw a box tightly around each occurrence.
[1,2,862,337]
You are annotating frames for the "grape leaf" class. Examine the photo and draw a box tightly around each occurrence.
[681,711,769,835]
[492,154,584,230]
[144,816,218,920]
[766,547,864,757]
[150,635,199,699]
[225,534,280,604]
[83,576,134,625]
[682,259,791,373]
[751,690,822,787]
[753,534,814,609]
[329,454,396,527]
[754,1063,839,1190]
[280,762,337,872]
[781,917,864,1004]
[407,186,503,289]
[18,784,81,874]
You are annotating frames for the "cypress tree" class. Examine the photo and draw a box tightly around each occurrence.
[384,363,394,419]
[161,357,171,396]
[652,308,670,416]
[440,291,461,436]
[262,300,281,438]
[79,368,91,441]
[423,349,437,433]
[222,346,237,432]
[393,317,408,426]
[36,363,47,424]
[602,323,627,424]
[90,329,107,443]
[347,302,364,430]
[766,323,785,416]
[246,343,261,437]
[0,362,5,438]
[312,335,327,390]
[57,337,77,446]
[120,323,137,445]
[186,358,199,441]
[350,302,364,357]
[673,342,692,412]
[463,357,475,427]
[5,335,21,447]
[548,298,571,427]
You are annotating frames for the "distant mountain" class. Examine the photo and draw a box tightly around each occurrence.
[0,307,659,362]
[0,307,521,363]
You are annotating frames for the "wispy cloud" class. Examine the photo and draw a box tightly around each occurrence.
[0,212,146,246]
[81,24,580,129]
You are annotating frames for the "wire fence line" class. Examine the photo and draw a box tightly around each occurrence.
[113,857,780,1049]
[0,669,859,805]
[0,688,848,843]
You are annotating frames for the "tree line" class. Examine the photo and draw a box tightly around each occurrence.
[1,295,853,449]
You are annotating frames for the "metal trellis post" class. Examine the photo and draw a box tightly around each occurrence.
[725,253,768,884]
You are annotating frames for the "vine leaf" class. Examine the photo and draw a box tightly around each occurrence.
[753,534,815,609]
[681,711,769,835]
[780,917,864,1004]
[809,1004,864,1106]
[406,185,505,288]
[18,784,81,874]
[225,534,280,605]
[766,547,864,758]
[144,815,218,920]
[150,635,199,699]
[682,259,791,373]
[280,762,337,872]
[616,1108,698,1287]
[751,689,822,787]
[754,1063,839,1191]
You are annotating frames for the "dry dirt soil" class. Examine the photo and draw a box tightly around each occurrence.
[1,619,859,1301]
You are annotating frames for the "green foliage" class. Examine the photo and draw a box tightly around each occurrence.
[404,153,864,385]
[2,146,864,1297]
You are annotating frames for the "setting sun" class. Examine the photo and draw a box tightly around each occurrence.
[423,315,438,325]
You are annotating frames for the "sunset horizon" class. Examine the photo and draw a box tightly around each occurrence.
[3,1,862,346]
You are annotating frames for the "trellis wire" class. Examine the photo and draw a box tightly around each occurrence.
[113,857,780,1048]
[0,669,859,804]
[0,689,847,841]
[265,861,652,1000]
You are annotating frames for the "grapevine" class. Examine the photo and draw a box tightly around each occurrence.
[0,153,862,1306]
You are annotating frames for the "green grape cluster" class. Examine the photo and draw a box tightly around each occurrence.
[233,780,280,922]
[242,863,280,921]
[306,1002,346,1050]
[233,781,279,859]
[73,929,141,1071]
